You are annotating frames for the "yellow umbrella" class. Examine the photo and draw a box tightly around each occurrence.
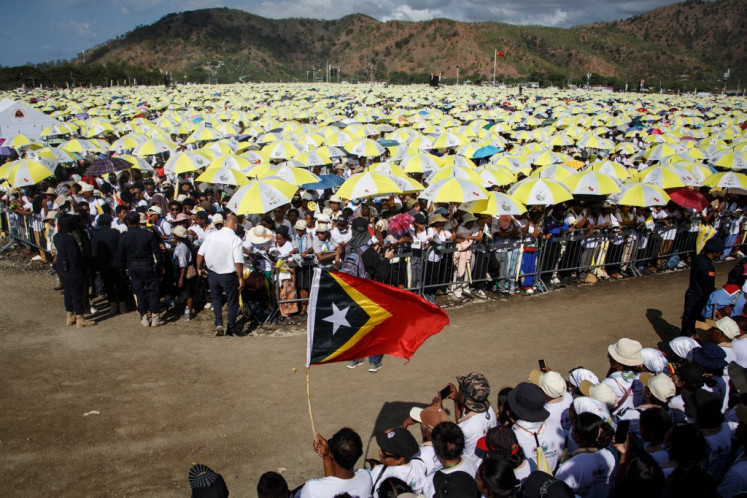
[344,138,386,158]
[257,165,320,185]
[195,167,249,186]
[634,165,685,189]
[336,172,403,199]
[562,171,621,196]
[226,178,298,215]
[164,151,212,175]
[261,140,302,161]
[399,152,441,173]
[477,166,517,187]
[703,171,747,189]
[207,154,253,171]
[132,138,175,157]
[588,160,632,180]
[418,177,489,203]
[4,133,40,149]
[508,178,573,205]
[612,183,670,207]
[531,163,577,181]
[431,165,483,184]
[460,192,526,216]
[6,159,56,186]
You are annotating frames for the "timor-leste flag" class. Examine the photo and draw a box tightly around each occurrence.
[496,50,505,57]
[306,268,449,366]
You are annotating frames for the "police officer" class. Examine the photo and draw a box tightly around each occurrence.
[53,214,95,328]
[117,211,164,327]
[91,214,127,317]
[682,237,724,337]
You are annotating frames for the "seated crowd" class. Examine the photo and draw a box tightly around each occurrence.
[189,325,747,497]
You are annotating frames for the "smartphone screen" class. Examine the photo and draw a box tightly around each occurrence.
[538,359,546,370]
[615,420,630,444]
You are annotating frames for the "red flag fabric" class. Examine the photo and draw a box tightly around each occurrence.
[496,50,505,57]
[306,268,449,366]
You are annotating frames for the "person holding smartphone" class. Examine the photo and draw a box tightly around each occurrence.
[437,372,497,470]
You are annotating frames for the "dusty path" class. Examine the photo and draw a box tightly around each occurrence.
[0,252,718,496]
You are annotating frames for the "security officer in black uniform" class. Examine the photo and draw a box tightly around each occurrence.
[91,213,127,317]
[117,212,163,327]
[681,236,724,337]
[53,214,95,328]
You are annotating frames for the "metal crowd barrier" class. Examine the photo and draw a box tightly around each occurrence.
[268,223,746,317]
[3,211,744,322]
[0,209,51,258]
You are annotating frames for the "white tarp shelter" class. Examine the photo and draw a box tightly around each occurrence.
[0,98,61,140]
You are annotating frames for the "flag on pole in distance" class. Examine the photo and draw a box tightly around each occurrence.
[306,268,449,366]
[496,50,505,57]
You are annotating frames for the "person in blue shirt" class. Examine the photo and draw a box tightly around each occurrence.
[702,265,747,320]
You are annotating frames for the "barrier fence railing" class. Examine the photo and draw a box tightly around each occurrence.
[269,224,746,318]
[1,208,51,258]
[3,212,744,323]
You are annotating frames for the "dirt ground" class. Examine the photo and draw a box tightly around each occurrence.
[0,248,727,497]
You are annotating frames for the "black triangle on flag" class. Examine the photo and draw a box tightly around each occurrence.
[307,270,372,365]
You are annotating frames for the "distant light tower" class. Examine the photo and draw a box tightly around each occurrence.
[456,65,460,86]
[723,69,730,93]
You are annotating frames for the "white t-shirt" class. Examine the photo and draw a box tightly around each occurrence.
[298,469,373,498]
[458,406,497,469]
[197,227,244,274]
[426,228,451,263]
[512,419,566,472]
[331,227,352,245]
[545,393,573,431]
[555,448,617,498]
[370,459,428,497]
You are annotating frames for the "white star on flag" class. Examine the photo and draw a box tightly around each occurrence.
[322,302,351,335]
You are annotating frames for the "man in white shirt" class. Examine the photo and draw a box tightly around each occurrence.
[298,427,372,498]
[196,214,244,336]
[370,427,427,497]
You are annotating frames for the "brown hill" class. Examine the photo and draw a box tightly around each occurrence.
[78,0,745,87]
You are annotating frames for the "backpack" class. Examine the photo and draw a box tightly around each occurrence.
[339,246,369,279]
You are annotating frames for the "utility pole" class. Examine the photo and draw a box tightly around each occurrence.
[456,65,460,86]
[723,69,730,93]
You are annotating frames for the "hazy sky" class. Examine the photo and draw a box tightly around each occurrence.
[2,0,683,67]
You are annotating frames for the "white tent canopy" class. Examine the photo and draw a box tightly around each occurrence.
[0,98,61,140]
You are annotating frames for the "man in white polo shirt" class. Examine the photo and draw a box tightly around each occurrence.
[298,427,371,498]
[196,214,244,336]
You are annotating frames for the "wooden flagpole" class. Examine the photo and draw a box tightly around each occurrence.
[306,367,317,436]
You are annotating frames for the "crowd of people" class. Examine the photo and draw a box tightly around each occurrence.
[3,159,747,334]
[186,320,747,497]
[0,87,743,336]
